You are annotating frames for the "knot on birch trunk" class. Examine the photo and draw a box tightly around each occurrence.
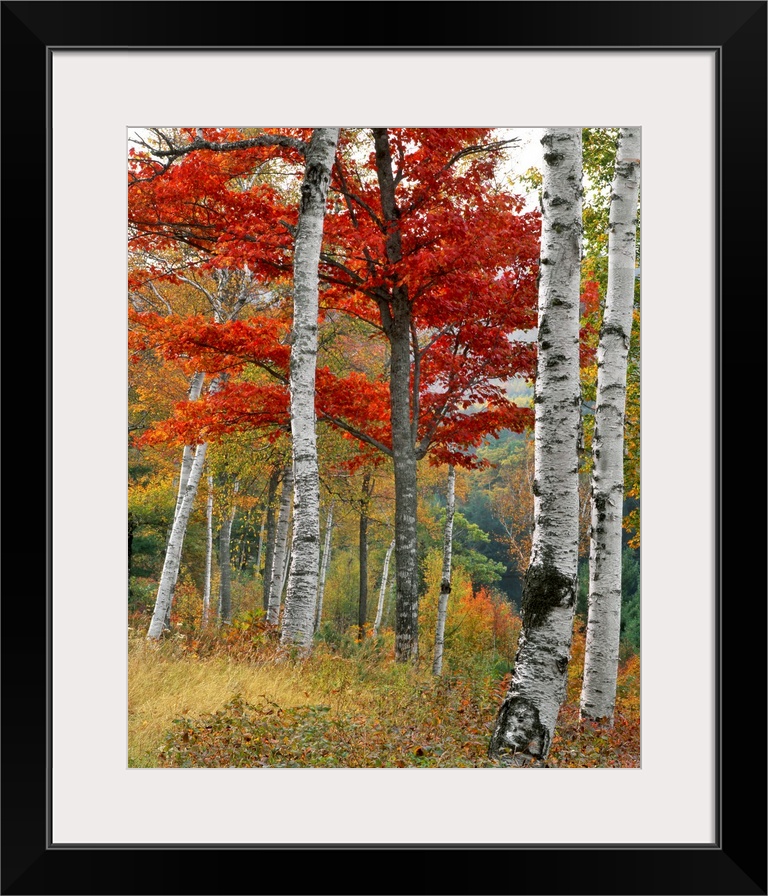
[488,696,551,762]
[521,561,576,630]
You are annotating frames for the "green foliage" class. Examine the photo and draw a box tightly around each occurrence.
[128,576,157,614]
[433,511,507,587]
[620,548,640,654]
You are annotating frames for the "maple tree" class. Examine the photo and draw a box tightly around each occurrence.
[129,127,539,661]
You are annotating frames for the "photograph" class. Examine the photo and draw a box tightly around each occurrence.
[2,2,764,891]
[127,125,642,771]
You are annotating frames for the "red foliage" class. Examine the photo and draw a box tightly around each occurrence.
[129,129,540,462]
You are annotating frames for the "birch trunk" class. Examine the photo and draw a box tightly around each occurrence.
[432,465,456,676]
[580,127,640,723]
[267,463,293,625]
[372,128,420,663]
[161,370,207,630]
[261,467,280,612]
[202,475,213,628]
[218,490,237,626]
[490,128,583,762]
[147,442,208,639]
[373,538,395,637]
[315,502,334,632]
[357,473,372,640]
[279,539,291,602]
[173,372,206,518]
[281,126,340,651]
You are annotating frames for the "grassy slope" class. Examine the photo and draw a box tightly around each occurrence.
[129,627,639,769]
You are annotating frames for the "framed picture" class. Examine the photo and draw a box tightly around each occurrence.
[4,2,765,893]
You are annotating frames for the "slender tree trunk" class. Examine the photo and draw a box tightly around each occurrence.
[267,464,293,625]
[173,372,206,518]
[315,502,335,632]
[373,538,395,637]
[281,126,340,651]
[147,442,208,639]
[433,465,456,676]
[202,474,213,628]
[372,128,420,663]
[218,485,238,626]
[580,127,640,723]
[279,538,291,602]
[256,511,266,574]
[262,466,280,612]
[162,371,207,630]
[357,473,373,641]
[490,128,583,762]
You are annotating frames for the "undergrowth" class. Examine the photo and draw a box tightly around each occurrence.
[129,616,639,769]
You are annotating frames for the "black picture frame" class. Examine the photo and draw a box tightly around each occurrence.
[2,2,765,894]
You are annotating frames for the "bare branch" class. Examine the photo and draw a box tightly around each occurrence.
[150,133,307,160]
[442,138,519,173]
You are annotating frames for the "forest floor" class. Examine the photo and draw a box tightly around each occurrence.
[129,621,640,769]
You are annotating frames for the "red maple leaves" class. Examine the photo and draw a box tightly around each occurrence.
[129,128,541,465]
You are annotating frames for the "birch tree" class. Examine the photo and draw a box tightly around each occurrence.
[202,474,213,628]
[261,466,281,612]
[218,479,239,626]
[432,465,456,676]
[357,472,373,641]
[314,501,335,632]
[144,273,250,639]
[280,127,340,651]
[147,441,209,639]
[266,463,293,625]
[372,538,395,638]
[161,370,206,631]
[580,127,640,722]
[172,373,206,518]
[489,128,583,762]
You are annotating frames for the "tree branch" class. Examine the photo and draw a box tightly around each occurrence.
[442,138,519,173]
[316,410,393,457]
[150,133,307,160]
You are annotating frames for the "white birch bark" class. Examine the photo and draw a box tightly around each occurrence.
[202,474,213,628]
[267,463,293,625]
[261,466,281,612]
[218,481,239,626]
[314,502,335,632]
[279,537,291,601]
[147,442,208,639]
[280,127,340,651]
[161,371,206,630]
[490,128,583,762]
[432,465,456,676]
[151,287,247,634]
[580,127,640,722]
[373,538,395,638]
[173,372,206,519]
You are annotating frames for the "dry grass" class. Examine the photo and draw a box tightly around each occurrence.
[129,626,639,768]
[129,639,317,766]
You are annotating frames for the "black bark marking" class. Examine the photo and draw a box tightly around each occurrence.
[489,696,550,760]
[521,560,576,630]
